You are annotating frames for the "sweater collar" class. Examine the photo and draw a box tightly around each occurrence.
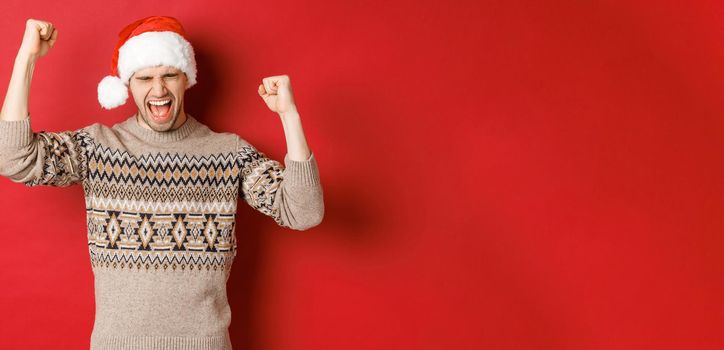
[122,114,199,143]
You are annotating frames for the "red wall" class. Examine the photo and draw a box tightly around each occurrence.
[1,0,722,349]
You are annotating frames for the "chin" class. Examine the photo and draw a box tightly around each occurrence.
[142,110,177,130]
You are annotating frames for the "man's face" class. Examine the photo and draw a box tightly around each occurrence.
[129,65,188,132]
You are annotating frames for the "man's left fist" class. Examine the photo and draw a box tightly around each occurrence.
[258,75,298,115]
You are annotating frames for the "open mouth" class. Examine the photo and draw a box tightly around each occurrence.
[147,99,173,122]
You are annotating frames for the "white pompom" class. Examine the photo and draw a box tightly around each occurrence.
[97,75,128,110]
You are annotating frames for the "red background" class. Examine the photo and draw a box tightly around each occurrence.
[0,0,722,349]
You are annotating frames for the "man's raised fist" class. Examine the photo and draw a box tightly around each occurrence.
[19,19,58,60]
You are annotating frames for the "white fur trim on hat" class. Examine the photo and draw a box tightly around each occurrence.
[118,31,197,87]
[97,75,128,110]
[97,31,197,110]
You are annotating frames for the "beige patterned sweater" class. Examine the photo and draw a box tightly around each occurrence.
[0,114,324,350]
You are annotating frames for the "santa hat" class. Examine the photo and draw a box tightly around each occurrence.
[97,15,197,109]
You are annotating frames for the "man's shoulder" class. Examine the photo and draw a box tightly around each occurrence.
[193,124,241,151]
[235,135,265,153]
[196,122,250,150]
[78,121,119,141]
[79,121,106,133]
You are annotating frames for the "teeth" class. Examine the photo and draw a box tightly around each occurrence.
[148,100,171,106]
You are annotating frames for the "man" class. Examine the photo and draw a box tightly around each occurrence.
[0,16,324,350]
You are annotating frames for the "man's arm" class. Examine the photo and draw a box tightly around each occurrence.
[238,138,324,231]
[241,75,324,230]
[0,53,34,122]
[1,19,57,122]
[0,19,91,187]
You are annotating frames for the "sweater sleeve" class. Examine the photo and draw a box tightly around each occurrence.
[236,137,325,230]
[0,115,92,187]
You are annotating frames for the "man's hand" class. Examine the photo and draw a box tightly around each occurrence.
[258,75,298,115]
[18,19,58,60]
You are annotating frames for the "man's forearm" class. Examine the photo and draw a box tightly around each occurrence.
[0,53,36,122]
[280,111,313,162]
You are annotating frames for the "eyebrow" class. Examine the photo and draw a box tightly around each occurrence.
[135,72,180,79]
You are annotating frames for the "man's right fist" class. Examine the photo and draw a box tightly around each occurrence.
[18,19,58,60]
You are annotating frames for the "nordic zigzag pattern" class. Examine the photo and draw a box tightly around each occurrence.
[80,140,288,273]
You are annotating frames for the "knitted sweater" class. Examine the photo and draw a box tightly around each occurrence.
[0,114,324,350]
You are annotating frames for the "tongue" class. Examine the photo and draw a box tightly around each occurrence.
[150,103,171,119]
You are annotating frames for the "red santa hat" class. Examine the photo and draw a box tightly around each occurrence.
[97,15,197,109]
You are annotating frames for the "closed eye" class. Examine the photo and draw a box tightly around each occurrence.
[135,74,177,80]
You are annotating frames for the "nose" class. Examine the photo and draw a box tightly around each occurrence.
[151,77,168,96]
